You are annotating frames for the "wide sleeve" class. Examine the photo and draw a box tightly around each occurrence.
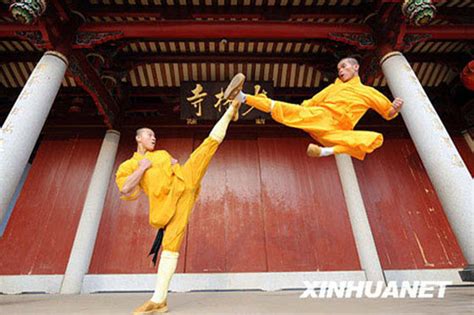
[115,160,141,201]
[301,84,334,107]
[366,87,398,121]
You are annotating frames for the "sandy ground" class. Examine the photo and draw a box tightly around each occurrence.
[1,286,473,314]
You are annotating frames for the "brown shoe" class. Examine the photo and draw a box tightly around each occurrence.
[132,300,168,314]
[306,143,322,158]
[224,73,246,100]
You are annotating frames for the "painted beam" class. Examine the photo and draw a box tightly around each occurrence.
[1,22,473,43]
[78,22,371,39]
[69,51,120,129]
[77,23,474,41]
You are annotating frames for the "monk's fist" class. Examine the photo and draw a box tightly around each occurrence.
[392,98,404,112]
[138,158,152,171]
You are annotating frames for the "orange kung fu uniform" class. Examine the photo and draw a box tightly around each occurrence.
[245,76,398,160]
[115,137,219,252]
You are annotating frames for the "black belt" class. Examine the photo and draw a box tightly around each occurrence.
[148,228,164,266]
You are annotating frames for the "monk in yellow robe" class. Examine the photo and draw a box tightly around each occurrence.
[224,57,404,160]
[116,102,239,314]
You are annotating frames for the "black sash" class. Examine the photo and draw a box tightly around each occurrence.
[148,228,164,266]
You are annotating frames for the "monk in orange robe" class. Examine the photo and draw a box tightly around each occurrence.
[224,57,404,160]
[116,102,239,314]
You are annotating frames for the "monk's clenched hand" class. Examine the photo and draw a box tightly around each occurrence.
[392,97,404,112]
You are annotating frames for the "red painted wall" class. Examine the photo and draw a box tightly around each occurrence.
[0,137,101,275]
[354,138,468,270]
[1,134,469,275]
[185,138,268,273]
[90,136,360,274]
[256,138,358,272]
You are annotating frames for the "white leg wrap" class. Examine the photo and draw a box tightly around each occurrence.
[320,147,335,157]
[209,105,235,143]
[150,250,179,303]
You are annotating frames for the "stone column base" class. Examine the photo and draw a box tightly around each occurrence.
[459,265,474,282]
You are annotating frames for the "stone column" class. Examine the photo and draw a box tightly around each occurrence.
[0,51,68,225]
[60,130,120,294]
[380,52,474,271]
[335,155,386,283]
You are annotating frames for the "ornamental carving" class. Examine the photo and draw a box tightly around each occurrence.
[402,0,437,26]
[15,31,47,49]
[328,33,376,50]
[69,54,116,125]
[9,0,47,24]
[74,31,124,49]
[401,33,432,51]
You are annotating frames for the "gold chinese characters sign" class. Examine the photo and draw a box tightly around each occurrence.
[180,81,273,121]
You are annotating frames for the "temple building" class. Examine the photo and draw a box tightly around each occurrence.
[0,0,473,294]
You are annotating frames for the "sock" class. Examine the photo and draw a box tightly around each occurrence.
[150,250,179,303]
[209,104,236,143]
[320,147,335,157]
[235,91,246,103]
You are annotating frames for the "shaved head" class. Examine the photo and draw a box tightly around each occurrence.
[136,127,152,137]
[339,57,359,66]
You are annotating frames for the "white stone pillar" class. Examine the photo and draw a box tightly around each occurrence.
[60,130,120,294]
[0,51,68,225]
[335,155,386,283]
[380,52,474,265]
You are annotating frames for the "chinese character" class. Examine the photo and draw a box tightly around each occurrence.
[186,84,207,117]
[2,122,14,134]
[214,88,233,113]
[186,118,197,125]
[26,74,41,87]
[10,107,23,116]
[255,118,266,125]
[18,90,31,101]
[243,84,267,117]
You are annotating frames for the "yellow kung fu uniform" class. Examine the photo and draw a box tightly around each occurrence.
[115,137,219,252]
[245,76,398,160]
